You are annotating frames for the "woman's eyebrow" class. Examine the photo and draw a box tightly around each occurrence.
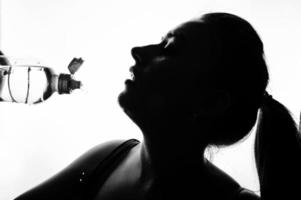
[161,31,185,41]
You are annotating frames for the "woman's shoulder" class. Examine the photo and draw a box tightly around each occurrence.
[14,139,137,200]
[205,160,240,188]
[204,160,260,200]
[235,188,260,200]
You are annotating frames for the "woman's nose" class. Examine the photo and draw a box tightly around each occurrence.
[131,47,143,65]
[131,44,159,65]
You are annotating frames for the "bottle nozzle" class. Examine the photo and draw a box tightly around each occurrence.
[57,57,84,94]
[70,79,82,90]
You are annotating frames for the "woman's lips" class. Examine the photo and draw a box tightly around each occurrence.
[125,67,137,85]
[129,66,143,82]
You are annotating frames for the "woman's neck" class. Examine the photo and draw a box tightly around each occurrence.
[136,133,208,199]
[139,130,207,182]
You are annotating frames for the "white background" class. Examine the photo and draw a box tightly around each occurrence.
[1,0,301,199]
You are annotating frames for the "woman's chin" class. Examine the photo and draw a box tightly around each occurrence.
[118,86,140,113]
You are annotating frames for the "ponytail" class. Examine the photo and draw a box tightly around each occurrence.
[255,93,301,199]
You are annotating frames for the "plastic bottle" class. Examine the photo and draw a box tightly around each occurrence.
[0,57,83,104]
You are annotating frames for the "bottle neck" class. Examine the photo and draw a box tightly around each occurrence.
[51,74,59,93]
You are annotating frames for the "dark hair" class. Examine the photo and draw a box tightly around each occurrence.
[0,50,7,65]
[201,13,301,199]
[255,97,301,199]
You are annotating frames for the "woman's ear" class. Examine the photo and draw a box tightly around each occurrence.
[195,90,231,118]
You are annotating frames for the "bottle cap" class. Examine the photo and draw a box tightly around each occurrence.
[68,57,84,75]
[58,74,81,94]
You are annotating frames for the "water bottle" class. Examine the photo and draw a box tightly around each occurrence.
[0,56,83,104]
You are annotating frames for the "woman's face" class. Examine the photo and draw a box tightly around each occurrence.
[118,20,215,128]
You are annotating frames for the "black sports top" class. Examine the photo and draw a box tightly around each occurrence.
[82,139,140,199]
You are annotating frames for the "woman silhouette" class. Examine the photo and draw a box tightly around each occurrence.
[15,13,301,200]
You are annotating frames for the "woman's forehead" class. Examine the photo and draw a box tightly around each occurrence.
[169,21,215,73]
[167,20,204,37]
[165,20,210,46]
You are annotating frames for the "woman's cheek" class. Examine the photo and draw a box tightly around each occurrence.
[144,93,169,117]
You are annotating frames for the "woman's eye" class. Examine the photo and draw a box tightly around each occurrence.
[162,38,177,55]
